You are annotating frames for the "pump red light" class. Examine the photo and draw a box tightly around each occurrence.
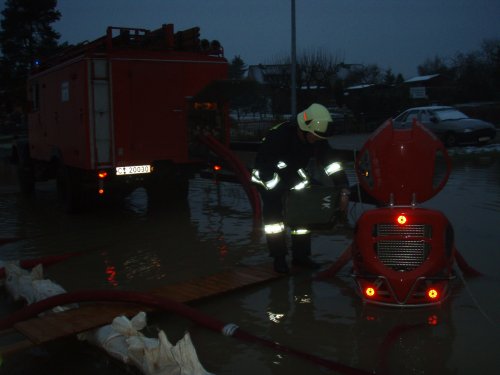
[98,171,108,179]
[427,288,439,300]
[397,214,407,225]
[365,287,376,297]
[213,165,222,171]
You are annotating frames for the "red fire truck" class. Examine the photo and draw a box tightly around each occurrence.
[12,23,231,212]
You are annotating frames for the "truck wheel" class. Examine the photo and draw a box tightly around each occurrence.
[57,165,84,213]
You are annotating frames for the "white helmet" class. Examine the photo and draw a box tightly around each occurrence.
[297,103,335,138]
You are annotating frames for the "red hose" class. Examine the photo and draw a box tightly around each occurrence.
[315,245,482,280]
[315,244,353,280]
[199,135,262,226]
[454,247,482,277]
[0,289,376,375]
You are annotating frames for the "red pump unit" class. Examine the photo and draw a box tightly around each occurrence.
[352,119,454,306]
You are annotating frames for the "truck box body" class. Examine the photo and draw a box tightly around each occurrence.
[28,28,228,170]
[21,25,229,210]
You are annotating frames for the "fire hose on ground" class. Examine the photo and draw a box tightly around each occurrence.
[198,134,262,226]
[0,289,376,375]
[315,244,482,280]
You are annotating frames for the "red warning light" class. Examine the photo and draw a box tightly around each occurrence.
[98,188,105,195]
[397,214,407,225]
[213,164,222,171]
[98,171,108,179]
[365,287,376,297]
[427,288,439,300]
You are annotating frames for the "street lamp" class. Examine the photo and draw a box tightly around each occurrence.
[291,0,297,119]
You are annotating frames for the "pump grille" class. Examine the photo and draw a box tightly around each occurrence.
[376,241,430,271]
[375,224,431,237]
[374,223,432,271]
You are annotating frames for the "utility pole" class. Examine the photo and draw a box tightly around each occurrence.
[291,0,297,119]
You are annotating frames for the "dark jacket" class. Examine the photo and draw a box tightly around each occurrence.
[254,121,349,189]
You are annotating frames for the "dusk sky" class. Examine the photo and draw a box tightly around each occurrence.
[2,0,500,78]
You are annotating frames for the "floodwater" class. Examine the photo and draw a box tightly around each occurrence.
[0,144,499,375]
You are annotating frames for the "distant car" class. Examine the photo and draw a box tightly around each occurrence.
[393,106,497,147]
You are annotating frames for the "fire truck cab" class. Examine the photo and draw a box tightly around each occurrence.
[12,23,230,211]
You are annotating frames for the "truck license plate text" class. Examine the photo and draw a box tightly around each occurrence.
[116,165,151,175]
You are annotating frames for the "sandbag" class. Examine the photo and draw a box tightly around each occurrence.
[4,262,76,312]
[80,312,214,375]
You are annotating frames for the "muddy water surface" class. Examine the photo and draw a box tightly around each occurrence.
[0,146,499,375]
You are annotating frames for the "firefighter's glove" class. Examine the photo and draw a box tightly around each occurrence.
[291,168,310,191]
[339,188,350,212]
[251,169,280,190]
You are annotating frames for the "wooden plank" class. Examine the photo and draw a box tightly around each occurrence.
[1,263,283,353]
[14,303,146,344]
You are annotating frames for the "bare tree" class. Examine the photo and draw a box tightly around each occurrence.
[417,55,452,77]
[298,48,342,90]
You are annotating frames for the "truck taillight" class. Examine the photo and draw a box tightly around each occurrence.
[194,102,217,110]
[97,171,107,195]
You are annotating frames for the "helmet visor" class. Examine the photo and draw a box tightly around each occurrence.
[313,121,336,138]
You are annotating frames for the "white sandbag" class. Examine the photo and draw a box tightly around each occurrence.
[85,324,132,363]
[32,278,77,312]
[81,312,214,375]
[113,311,147,334]
[169,332,213,375]
[4,262,76,312]
[128,334,176,375]
[128,332,179,375]
[79,312,148,364]
[128,330,214,375]
[5,263,43,302]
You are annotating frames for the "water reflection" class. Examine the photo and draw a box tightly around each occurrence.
[0,152,499,374]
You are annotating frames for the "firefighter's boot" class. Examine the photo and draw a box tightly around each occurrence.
[267,232,289,274]
[291,232,320,270]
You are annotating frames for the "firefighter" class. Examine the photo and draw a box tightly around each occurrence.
[252,103,350,273]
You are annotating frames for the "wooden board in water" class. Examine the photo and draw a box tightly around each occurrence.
[0,263,282,354]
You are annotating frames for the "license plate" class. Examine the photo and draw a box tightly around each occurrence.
[478,136,490,142]
[116,165,151,175]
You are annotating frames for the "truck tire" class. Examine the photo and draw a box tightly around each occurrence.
[13,143,35,194]
[57,165,85,213]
